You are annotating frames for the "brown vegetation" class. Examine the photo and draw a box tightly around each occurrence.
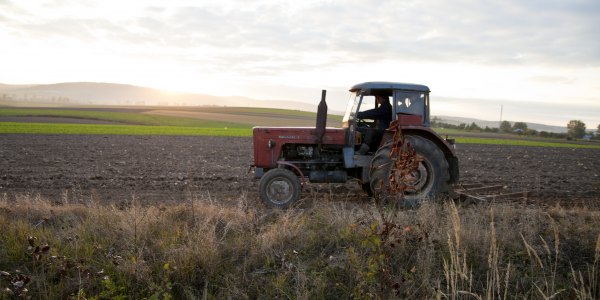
[1,193,599,299]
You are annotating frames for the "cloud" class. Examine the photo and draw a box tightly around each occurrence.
[1,0,599,120]
[530,75,575,84]
[435,95,600,126]
[2,0,598,72]
[192,1,598,68]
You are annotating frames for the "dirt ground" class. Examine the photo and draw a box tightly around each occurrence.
[1,134,599,206]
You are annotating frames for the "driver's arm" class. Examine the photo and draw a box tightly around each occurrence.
[357,107,385,120]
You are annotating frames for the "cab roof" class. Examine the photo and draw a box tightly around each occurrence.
[350,81,430,93]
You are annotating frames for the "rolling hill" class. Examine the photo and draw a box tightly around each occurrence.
[0,82,325,112]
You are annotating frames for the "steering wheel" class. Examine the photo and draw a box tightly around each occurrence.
[356,118,375,128]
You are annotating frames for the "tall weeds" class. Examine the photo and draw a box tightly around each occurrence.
[0,193,599,298]
[570,233,600,299]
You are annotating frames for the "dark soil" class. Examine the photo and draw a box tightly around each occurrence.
[1,134,599,206]
[458,143,600,205]
[0,135,251,203]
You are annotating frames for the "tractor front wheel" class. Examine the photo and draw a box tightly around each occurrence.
[259,168,301,209]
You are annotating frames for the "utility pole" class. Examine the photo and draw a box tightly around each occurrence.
[499,104,503,128]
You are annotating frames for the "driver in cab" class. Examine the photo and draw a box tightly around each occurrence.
[355,94,392,154]
[356,94,392,130]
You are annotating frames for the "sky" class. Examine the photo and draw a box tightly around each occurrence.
[1,0,599,128]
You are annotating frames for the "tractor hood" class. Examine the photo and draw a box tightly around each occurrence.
[252,126,346,168]
[253,127,346,144]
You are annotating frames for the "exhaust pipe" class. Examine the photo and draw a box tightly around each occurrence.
[315,90,327,145]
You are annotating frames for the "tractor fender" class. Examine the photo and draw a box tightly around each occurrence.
[380,126,459,184]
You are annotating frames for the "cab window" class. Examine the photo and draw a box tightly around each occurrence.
[396,92,425,115]
[358,96,376,116]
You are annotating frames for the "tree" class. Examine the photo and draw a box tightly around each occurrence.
[597,124,600,134]
[567,120,586,138]
[468,122,481,131]
[524,128,538,136]
[512,122,528,131]
[500,121,512,133]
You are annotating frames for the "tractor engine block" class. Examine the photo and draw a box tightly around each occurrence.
[281,144,343,163]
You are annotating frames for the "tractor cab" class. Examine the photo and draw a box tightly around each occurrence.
[342,82,431,153]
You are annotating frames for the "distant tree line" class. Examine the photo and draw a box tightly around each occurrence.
[432,117,599,140]
[0,93,71,103]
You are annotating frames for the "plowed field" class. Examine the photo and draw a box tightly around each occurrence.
[1,135,599,206]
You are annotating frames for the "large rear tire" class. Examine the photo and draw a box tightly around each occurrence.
[259,168,301,209]
[369,135,449,208]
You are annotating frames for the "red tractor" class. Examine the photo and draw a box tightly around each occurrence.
[252,82,459,208]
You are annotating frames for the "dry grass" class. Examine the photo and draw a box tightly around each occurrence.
[0,192,599,299]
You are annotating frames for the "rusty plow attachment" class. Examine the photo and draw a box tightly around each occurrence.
[455,183,530,205]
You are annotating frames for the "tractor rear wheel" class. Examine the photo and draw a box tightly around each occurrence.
[369,135,449,208]
[259,168,301,209]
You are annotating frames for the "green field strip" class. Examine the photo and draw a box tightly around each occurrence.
[434,128,563,139]
[433,128,468,135]
[143,106,344,123]
[196,107,316,116]
[0,122,252,137]
[0,108,250,128]
[455,137,600,149]
[197,106,343,118]
[2,122,600,148]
